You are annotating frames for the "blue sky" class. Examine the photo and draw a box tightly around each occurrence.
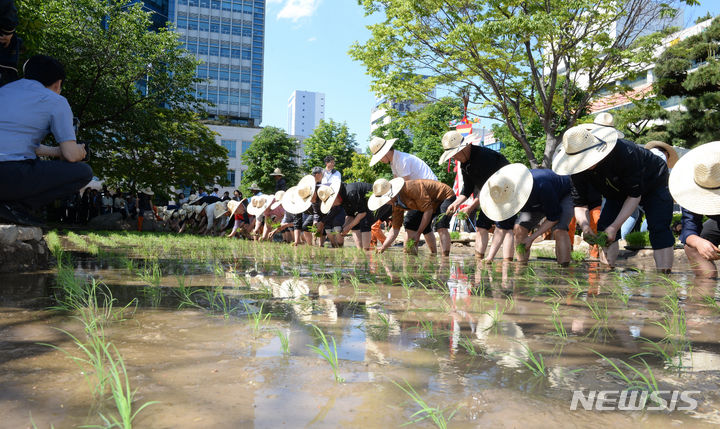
[261,1,720,152]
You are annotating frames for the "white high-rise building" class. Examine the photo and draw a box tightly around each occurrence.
[288,90,325,138]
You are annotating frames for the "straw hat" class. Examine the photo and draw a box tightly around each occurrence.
[367,177,405,211]
[479,164,534,221]
[552,125,619,175]
[269,168,284,177]
[282,175,316,214]
[193,203,207,215]
[178,209,187,221]
[645,141,679,168]
[369,137,398,167]
[582,112,625,139]
[247,195,275,216]
[248,183,261,191]
[438,130,470,165]
[141,187,154,195]
[213,201,229,219]
[669,141,720,215]
[270,190,286,210]
[317,181,341,214]
[226,200,243,216]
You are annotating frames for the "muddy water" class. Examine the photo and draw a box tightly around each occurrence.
[2,244,720,428]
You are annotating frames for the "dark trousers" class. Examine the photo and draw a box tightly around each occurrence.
[0,160,93,209]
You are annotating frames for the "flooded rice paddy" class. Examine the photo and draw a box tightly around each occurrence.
[1,231,720,428]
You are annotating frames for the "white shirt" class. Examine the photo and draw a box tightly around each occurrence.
[322,169,341,187]
[391,150,437,181]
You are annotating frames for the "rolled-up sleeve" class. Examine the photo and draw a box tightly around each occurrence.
[680,208,703,244]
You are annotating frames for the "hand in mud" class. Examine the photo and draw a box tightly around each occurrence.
[696,238,720,261]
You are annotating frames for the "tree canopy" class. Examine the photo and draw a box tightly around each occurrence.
[350,0,697,167]
[302,119,358,175]
[15,0,227,190]
[615,16,720,148]
[240,127,300,195]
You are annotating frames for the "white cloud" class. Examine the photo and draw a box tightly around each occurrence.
[307,36,317,42]
[276,0,321,22]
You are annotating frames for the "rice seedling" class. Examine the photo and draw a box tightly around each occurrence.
[201,287,239,318]
[548,301,568,338]
[483,302,505,332]
[517,343,547,377]
[654,295,687,339]
[458,335,480,357]
[585,298,609,325]
[632,336,691,372]
[173,276,202,310]
[592,350,661,406]
[570,250,587,262]
[585,231,610,247]
[419,320,437,341]
[138,260,162,288]
[243,301,271,337]
[275,329,290,355]
[392,379,459,429]
[331,269,342,288]
[307,324,344,383]
[702,295,720,314]
[515,243,527,257]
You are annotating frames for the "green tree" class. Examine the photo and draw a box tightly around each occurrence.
[98,109,227,191]
[651,16,720,147]
[350,0,696,167]
[241,127,300,195]
[16,0,226,190]
[303,119,358,175]
[370,115,413,153]
[344,152,384,184]
[405,98,463,186]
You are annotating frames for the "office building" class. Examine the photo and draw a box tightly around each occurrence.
[168,0,265,127]
[287,90,325,138]
[209,124,263,194]
[369,90,435,134]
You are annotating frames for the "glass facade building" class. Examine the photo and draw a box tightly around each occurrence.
[166,0,265,126]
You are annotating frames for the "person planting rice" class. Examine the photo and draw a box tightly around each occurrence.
[669,141,720,278]
[267,190,293,242]
[368,178,455,256]
[369,135,440,252]
[478,164,573,266]
[553,123,674,272]
[226,200,252,238]
[439,130,515,261]
[282,175,316,246]
[247,195,275,241]
[317,181,376,251]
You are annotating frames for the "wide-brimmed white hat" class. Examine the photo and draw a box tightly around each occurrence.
[282,175,316,214]
[141,187,154,195]
[368,136,398,167]
[193,203,207,216]
[438,130,470,165]
[178,209,187,220]
[317,181,342,214]
[271,191,286,210]
[669,141,720,215]
[367,177,405,211]
[479,164,534,221]
[270,168,284,177]
[213,201,229,219]
[582,112,625,139]
[247,195,274,217]
[552,125,619,175]
[645,140,680,168]
[226,200,243,216]
[248,183,261,191]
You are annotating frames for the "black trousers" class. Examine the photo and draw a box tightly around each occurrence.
[0,159,93,209]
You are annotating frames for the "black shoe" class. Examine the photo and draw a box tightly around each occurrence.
[0,202,45,227]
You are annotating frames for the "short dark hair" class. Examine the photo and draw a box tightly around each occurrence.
[213,187,219,192]
[23,55,66,87]
[324,155,335,163]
